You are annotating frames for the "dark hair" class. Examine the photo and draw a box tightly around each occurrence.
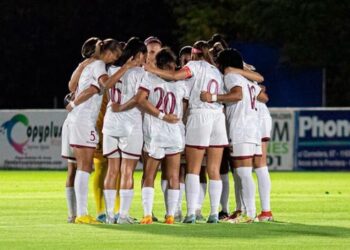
[81,37,100,58]
[208,33,228,48]
[144,36,162,46]
[115,37,147,66]
[216,48,244,73]
[156,47,177,69]
[98,38,122,54]
[179,46,192,57]
[192,40,214,65]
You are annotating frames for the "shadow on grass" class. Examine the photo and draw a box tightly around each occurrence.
[90,220,350,239]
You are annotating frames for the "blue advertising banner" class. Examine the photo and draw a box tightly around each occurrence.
[295,110,350,170]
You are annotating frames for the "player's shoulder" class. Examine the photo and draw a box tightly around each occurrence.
[108,65,120,75]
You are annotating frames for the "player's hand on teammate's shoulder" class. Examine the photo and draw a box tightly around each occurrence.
[200,91,212,103]
[226,66,242,74]
[79,58,95,68]
[124,56,139,69]
[111,103,122,112]
[143,61,156,73]
[163,114,180,124]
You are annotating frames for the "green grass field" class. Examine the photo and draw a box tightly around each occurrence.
[1,171,350,249]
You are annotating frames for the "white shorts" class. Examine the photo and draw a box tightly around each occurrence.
[69,123,99,149]
[61,119,75,161]
[144,143,183,160]
[185,109,228,149]
[103,126,143,160]
[231,143,262,159]
[260,115,272,141]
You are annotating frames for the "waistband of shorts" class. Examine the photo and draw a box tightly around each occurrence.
[189,109,223,115]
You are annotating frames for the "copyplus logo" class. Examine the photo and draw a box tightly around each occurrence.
[0,114,29,154]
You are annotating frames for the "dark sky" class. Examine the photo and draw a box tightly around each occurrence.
[0,0,178,108]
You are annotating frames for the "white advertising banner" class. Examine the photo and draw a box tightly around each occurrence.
[268,109,295,170]
[0,110,67,169]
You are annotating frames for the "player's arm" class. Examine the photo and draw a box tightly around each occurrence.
[143,62,189,81]
[99,57,139,90]
[257,85,269,103]
[68,58,95,92]
[200,86,242,103]
[135,89,179,123]
[225,67,264,83]
[66,85,99,111]
[110,97,137,112]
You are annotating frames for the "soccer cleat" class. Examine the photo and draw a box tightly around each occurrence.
[165,215,175,224]
[183,214,196,224]
[218,210,229,220]
[106,215,115,224]
[152,212,158,222]
[223,210,242,221]
[75,215,101,224]
[174,211,183,222]
[96,213,106,223]
[140,215,153,225]
[67,216,76,223]
[207,214,219,224]
[114,213,120,222]
[117,215,135,224]
[257,211,274,222]
[195,212,206,222]
[227,214,255,224]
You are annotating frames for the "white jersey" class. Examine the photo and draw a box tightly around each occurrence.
[225,73,262,145]
[140,72,188,148]
[257,101,271,119]
[182,60,224,110]
[102,66,144,137]
[69,60,107,126]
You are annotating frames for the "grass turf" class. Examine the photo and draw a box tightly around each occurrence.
[0,171,350,249]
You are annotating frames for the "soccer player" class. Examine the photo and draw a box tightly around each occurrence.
[102,37,147,224]
[201,48,267,223]
[145,40,228,224]
[254,87,273,221]
[136,48,187,224]
[144,36,162,65]
[66,38,137,224]
[61,37,99,223]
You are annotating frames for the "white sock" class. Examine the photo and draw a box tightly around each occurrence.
[103,189,116,218]
[161,180,168,214]
[185,174,200,216]
[255,166,271,212]
[209,179,223,216]
[167,189,180,216]
[142,187,154,216]
[66,187,76,217]
[119,189,134,218]
[233,169,243,212]
[236,167,256,218]
[196,182,207,214]
[220,174,230,213]
[176,183,185,213]
[74,170,90,217]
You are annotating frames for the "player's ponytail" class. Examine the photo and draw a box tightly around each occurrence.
[192,40,214,65]
[115,37,147,66]
[100,38,123,54]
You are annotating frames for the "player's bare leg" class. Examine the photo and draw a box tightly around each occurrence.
[65,161,77,223]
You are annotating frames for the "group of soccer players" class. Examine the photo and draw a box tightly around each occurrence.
[61,34,273,225]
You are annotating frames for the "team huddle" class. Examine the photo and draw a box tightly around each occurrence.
[61,34,273,225]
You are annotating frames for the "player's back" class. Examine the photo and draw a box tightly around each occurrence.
[70,60,106,126]
[184,60,224,111]
[225,73,261,144]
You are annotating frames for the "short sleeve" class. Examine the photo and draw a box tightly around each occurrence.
[224,73,243,92]
[181,61,198,79]
[139,72,152,94]
[92,61,107,88]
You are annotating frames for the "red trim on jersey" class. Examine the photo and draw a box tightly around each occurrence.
[261,137,270,142]
[120,150,141,157]
[181,66,192,79]
[61,155,76,160]
[254,154,263,157]
[103,148,120,157]
[70,144,96,149]
[231,155,254,160]
[209,144,230,148]
[138,86,150,94]
[185,144,207,150]
[97,74,108,86]
[90,84,100,92]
